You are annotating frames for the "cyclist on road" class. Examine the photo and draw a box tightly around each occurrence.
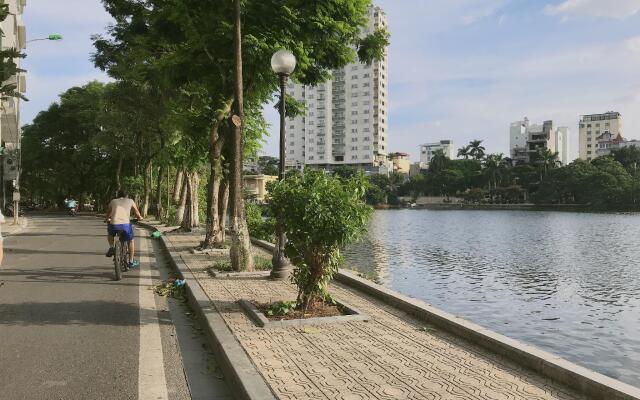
[105,190,143,269]
[64,197,78,213]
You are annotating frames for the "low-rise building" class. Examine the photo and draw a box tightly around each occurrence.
[594,131,640,156]
[244,175,278,202]
[388,152,411,175]
[419,140,454,169]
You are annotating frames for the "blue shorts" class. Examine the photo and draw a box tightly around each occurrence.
[107,224,134,242]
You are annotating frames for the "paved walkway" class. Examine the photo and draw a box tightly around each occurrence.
[162,228,586,400]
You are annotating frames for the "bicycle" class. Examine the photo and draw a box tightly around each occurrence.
[108,218,138,281]
[113,231,130,281]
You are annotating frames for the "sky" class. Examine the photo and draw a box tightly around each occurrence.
[22,0,640,162]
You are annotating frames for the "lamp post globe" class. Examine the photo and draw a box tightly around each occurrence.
[270,49,296,280]
[271,49,297,76]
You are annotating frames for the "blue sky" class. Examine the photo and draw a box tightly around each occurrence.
[23,0,640,162]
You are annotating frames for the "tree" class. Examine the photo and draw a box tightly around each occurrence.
[0,4,26,101]
[611,145,640,173]
[457,145,470,160]
[428,149,449,173]
[468,140,486,160]
[267,170,372,309]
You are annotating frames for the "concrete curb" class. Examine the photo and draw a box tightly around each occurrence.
[137,222,277,400]
[336,269,640,400]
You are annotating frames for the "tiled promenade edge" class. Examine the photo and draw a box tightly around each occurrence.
[141,222,640,400]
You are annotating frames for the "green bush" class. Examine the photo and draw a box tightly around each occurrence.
[246,202,276,242]
[268,170,372,309]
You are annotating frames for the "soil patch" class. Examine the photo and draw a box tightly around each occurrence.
[254,299,348,321]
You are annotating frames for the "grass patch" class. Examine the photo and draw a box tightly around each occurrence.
[208,256,272,273]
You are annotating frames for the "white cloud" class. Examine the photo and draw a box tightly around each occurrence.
[626,36,640,53]
[544,0,640,19]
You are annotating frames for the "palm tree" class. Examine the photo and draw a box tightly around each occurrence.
[483,153,504,191]
[532,148,561,181]
[428,149,449,173]
[457,145,470,159]
[468,140,486,160]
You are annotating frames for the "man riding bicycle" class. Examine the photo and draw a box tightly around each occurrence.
[105,190,143,269]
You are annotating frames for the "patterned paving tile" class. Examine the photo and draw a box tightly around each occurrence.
[165,231,586,400]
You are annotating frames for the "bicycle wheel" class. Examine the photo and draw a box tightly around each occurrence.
[121,239,129,272]
[114,240,123,281]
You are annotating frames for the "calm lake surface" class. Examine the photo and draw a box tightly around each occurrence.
[344,210,640,387]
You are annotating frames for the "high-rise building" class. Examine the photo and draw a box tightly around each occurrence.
[579,112,622,160]
[419,140,454,169]
[285,5,389,174]
[0,0,27,207]
[509,118,569,165]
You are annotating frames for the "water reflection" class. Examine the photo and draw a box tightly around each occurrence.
[343,210,640,387]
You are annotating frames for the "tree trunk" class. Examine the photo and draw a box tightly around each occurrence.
[218,178,229,244]
[201,101,232,249]
[142,159,153,217]
[229,0,254,272]
[173,169,184,204]
[115,154,123,192]
[155,165,165,220]
[175,175,188,226]
[179,170,200,232]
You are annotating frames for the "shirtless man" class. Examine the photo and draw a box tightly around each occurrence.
[104,190,143,268]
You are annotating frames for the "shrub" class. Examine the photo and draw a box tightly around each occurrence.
[268,170,372,309]
[246,202,276,242]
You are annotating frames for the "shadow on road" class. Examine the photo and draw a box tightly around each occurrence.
[0,300,168,327]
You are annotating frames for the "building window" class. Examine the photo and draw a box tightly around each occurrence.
[364,101,371,105]
[587,151,592,155]
[363,73,370,78]
[587,124,591,127]
[364,119,370,123]
[364,145,370,150]
[364,137,371,142]
[352,84,358,89]
[364,155,370,159]
[587,137,592,142]
[351,146,358,151]
[352,102,358,106]
[363,128,370,132]
[351,119,358,124]
[289,150,295,154]
[596,123,600,127]
[587,144,592,148]
[351,111,358,115]
[363,110,370,114]
[309,156,314,160]
[587,131,592,134]
[351,129,358,133]
[363,83,370,87]
[352,93,359,97]
[580,124,585,128]
[351,75,358,79]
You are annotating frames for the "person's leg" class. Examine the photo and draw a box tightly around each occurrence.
[128,240,135,263]
[0,239,4,266]
[106,225,116,257]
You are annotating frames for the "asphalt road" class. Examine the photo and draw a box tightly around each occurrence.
[0,214,232,400]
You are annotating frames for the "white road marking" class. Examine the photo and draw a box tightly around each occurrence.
[137,233,169,400]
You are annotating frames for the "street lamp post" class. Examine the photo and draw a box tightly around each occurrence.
[270,49,296,280]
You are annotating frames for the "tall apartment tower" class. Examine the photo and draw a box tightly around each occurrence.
[510,118,569,165]
[285,5,389,173]
[0,0,27,207]
[579,112,622,160]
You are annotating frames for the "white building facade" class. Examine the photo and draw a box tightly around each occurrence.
[419,140,454,168]
[579,112,622,160]
[510,118,569,165]
[285,5,389,173]
[0,0,27,207]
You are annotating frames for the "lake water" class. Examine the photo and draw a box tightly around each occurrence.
[343,209,640,388]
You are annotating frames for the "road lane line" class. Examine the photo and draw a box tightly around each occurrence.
[137,233,169,400]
